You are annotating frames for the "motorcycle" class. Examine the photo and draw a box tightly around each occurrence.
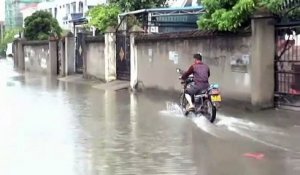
[176,68,221,123]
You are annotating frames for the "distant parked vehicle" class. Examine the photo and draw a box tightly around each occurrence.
[6,43,13,57]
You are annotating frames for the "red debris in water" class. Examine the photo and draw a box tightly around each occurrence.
[243,153,265,160]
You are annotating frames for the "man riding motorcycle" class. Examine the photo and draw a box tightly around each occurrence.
[180,53,210,111]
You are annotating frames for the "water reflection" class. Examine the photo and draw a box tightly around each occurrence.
[1,59,300,175]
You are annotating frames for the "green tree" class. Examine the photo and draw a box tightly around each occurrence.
[88,4,121,32]
[197,0,287,31]
[24,11,62,40]
[0,29,19,56]
[88,0,168,32]
[109,0,168,12]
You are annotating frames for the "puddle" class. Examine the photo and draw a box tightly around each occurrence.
[160,101,300,153]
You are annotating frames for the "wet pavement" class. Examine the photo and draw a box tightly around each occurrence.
[1,58,300,175]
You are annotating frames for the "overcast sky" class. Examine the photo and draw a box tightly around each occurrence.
[0,0,4,21]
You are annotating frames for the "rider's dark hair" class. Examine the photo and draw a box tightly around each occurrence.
[193,53,202,61]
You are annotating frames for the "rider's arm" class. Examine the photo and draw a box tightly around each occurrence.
[181,65,194,80]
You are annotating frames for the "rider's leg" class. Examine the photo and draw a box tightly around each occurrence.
[185,93,194,109]
[185,85,196,110]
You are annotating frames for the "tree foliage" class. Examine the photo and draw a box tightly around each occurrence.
[197,0,287,31]
[0,29,19,56]
[88,0,167,32]
[24,11,62,40]
[109,0,168,12]
[88,4,121,32]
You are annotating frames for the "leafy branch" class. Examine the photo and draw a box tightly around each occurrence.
[198,0,292,31]
[87,4,121,32]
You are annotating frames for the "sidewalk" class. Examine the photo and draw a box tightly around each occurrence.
[58,74,101,86]
[58,74,130,91]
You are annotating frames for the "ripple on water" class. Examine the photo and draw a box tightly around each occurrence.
[160,101,300,153]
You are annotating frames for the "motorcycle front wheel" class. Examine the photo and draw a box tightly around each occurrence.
[202,99,216,123]
[179,93,189,116]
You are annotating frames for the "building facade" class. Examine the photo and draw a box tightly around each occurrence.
[36,0,107,31]
[20,4,39,27]
[167,0,199,7]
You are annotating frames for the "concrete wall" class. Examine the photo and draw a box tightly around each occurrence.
[85,37,105,80]
[23,40,50,74]
[82,33,116,82]
[134,32,252,102]
[13,39,59,75]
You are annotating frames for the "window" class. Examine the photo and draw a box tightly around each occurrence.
[79,2,83,13]
[66,4,70,14]
[72,2,76,13]
[54,7,57,18]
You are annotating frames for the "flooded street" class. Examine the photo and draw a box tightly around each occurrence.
[1,58,300,175]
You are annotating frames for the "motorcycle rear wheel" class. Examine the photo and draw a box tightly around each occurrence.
[202,99,216,123]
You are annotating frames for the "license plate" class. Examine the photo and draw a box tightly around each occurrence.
[211,95,222,102]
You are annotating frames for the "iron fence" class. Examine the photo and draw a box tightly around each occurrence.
[275,25,300,108]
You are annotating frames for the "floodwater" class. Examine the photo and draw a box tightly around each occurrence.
[1,58,300,175]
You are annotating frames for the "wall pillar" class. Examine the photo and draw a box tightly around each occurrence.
[130,33,138,89]
[48,39,58,75]
[129,26,144,90]
[104,32,116,82]
[81,33,87,78]
[13,40,18,69]
[65,33,75,75]
[250,11,275,109]
[17,39,24,72]
[59,39,65,76]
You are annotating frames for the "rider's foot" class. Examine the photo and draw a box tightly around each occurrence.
[187,105,195,111]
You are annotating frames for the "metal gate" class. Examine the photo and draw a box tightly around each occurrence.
[116,31,130,80]
[275,24,300,108]
[75,32,84,73]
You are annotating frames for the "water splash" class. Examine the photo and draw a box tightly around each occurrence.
[160,102,221,137]
[191,117,222,137]
[160,102,299,152]
[216,114,287,136]
[216,114,299,152]
[227,125,297,152]
[159,101,185,118]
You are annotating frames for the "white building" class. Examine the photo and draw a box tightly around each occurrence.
[20,4,39,27]
[167,0,199,7]
[36,0,107,31]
